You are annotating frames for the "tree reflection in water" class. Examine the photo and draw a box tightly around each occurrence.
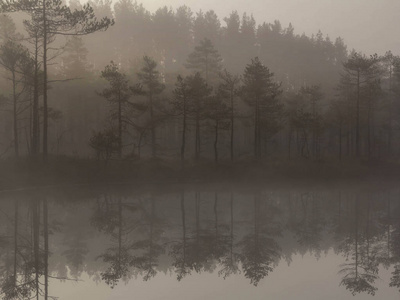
[0,187,399,298]
[236,195,281,286]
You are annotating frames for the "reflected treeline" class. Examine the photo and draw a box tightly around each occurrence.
[0,195,52,299]
[0,189,400,298]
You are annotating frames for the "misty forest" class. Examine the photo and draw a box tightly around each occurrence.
[1,1,400,299]
[0,0,399,173]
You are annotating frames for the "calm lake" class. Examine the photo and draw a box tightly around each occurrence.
[0,184,399,299]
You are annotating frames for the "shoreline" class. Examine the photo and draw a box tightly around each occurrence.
[1,157,400,191]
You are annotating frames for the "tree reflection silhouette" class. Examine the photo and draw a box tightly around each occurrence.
[0,189,399,297]
[0,196,54,300]
[130,196,166,281]
[94,196,138,288]
[184,192,216,274]
[389,198,400,291]
[170,192,191,280]
[337,196,379,296]
[237,195,281,286]
[218,193,240,279]
[0,199,36,300]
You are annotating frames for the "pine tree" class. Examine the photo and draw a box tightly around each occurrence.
[186,73,212,160]
[341,52,380,157]
[1,0,113,161]
[60,36,90,78]
[99,61,131,158]
[0,41,30,157]
[241,57,282,159]
[218,70,240,161]
[171,75,190,162]
[186,38,222,84]
[137,56,165,158]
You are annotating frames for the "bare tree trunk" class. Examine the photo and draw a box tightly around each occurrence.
[13,199,18,283]
[12,70,19,157]
[339,125,342,161]
[254,102,259,159]
[181,106,187,162]
[195,110,200,161]
[150,93,156,158]
[230,91,234,162]
[355,70,360,158]
[32,34,40,156]
[42,1,48,162]
[367,101,371,160]
[43,198,49,300]
[288,129,292,160]
[180,191,186,268]
[118,197,122,263]
[214,120,219,163]
[118,99,122,158]
[32,199,40,300]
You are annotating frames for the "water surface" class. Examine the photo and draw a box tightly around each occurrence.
[0,185,399,299]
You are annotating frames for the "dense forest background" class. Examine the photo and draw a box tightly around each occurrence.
[1,0,399,163]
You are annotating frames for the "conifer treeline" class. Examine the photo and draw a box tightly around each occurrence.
[0,1,399,162]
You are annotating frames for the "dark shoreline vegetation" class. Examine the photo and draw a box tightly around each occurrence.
[1,157,400,191]
[1,1,400,188]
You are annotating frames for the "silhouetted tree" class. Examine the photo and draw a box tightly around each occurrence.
[186,73,211,160]
[60,36,90,78]
[241,57,282,159]
[186,38,222,84]
[193,10,220,46]
[206,96,230,163]
[0,41,30,157]
[99,61,131,158]
[171,75,190,162]
[89,128,119,163]
[137,56,165,158]
[1,0,113,161]
[218,70,240,161]
[341,52,380,157]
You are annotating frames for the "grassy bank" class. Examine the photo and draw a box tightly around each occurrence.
[0,156,400,190]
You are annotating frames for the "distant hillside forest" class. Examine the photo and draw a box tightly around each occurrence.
[0,0,399,163]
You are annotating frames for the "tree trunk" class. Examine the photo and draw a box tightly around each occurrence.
[195,109,200,161]
[118,99,122,158]
[32,199,40,300]
[43,198,49,300]
[367,101,371,160]
[355,70,360,158]
[339,125,342,161]
[180,191,186,269]
[42,1,48,162]
[254,103,259,159]
[181,105,187,162]
[12,70,19,157]
[150,93,156,158]
[13,199,18,283]
[230,91,234,161]
[288,128,292,160]
[214,120,219,163]
[32,34,40,156]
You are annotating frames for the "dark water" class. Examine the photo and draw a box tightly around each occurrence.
[0,185,400,299]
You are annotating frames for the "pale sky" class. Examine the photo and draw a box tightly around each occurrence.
[129,0,400,56]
